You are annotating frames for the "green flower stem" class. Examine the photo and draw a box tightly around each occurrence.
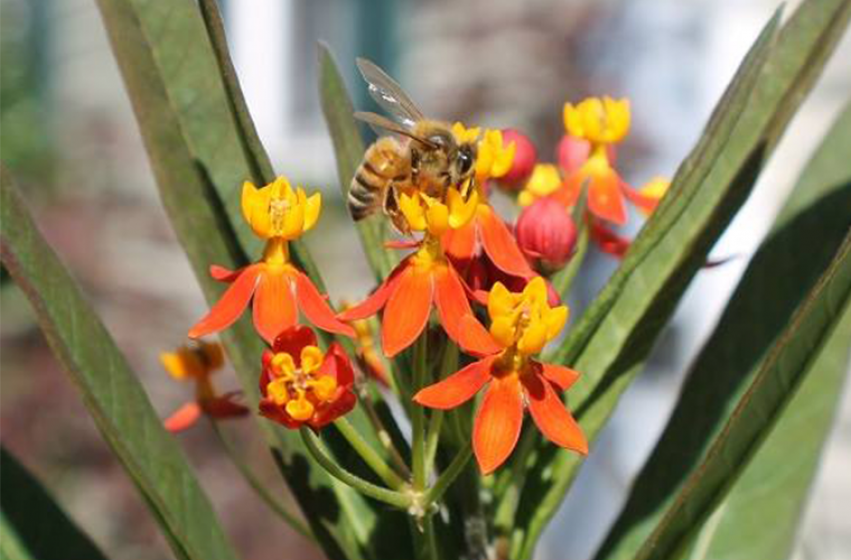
[333,417,406,490]
[424,444,473,507]
[411,334,429,490]
[412,515,440,560]
[424,341,456,478]
[300,428,412,509]
[209,421,315,541]
[493,428,538,535]
[357,386,412,479]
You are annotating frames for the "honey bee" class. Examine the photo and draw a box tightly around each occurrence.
[348,58,478,234]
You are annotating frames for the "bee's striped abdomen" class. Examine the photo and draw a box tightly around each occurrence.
[348,137,408,221]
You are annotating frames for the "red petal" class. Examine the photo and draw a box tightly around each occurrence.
[434,265,476,347]
[164,402,202,432]
[382,266,434,357]
[253,270,297,344]
[456,314,503,357]
[590,220,631,258]
[541,363,580,391]
[259,399,303,429]
[478,206,535,278]
[588,171,627,225]
[473,375,524,474]
[210,264,242,282]
[310,390,357,429]
[189,265,261,339]
[442,218,478,262]
[272,326,318,359]
[414,356,494,409]
[296,272,356,338]
[320,342,356,387]
[524,371,588,454]
[338,261,408,321]
[202,393,250,419]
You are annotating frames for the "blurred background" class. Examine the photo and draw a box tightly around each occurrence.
[1,0,849,559]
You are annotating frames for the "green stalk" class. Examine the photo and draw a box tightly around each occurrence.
[550,218,590,299]
[425,341,457,477]
[210,422,315,541]
[411,334,429,490]
[424,445,473,506]
[333,417,406,490]
[300,428,411,509]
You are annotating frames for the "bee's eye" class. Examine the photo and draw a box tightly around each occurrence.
[458,148,473,174]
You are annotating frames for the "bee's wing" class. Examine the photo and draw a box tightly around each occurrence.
[356,58,425,129]
[354,112,436,148]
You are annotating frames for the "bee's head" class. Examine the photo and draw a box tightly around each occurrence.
[453,142,477,183]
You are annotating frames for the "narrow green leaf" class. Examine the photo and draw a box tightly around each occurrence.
[0,170,239,560]
[317,42,396,281]
[1,445,108,560]
[595,102,851,560]
[634,233,851,560]
[510,0,851,555]
[92,2,409,558]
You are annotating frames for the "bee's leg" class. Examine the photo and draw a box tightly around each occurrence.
[383,184,407,236]
[410,147,420,186]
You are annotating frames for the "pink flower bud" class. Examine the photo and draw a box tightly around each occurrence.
[498,129,537,189]
[516,197,577,272]
[557,134,616,173]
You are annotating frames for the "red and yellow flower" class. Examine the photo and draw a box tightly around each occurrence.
[259,326,356,429]
[414,277,587,474]
[160,341,248,432]
[189,176,355,344]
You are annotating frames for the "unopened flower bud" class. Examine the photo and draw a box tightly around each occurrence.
[516,197,577,273]
[498,129,537,189]
[557,134,616,173]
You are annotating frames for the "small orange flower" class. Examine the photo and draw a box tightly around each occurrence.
[339,237,491,358]
[259,326,357,429]
[160,341,248,432]
[414,278,587,474]
[189,177,354,344]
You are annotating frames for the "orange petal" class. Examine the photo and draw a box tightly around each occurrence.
[295,272,356,338]
[382,266,434,357]
[189,265,262,339]
[164,402,202,432]
[473,375,524,474]
[590,219,631,258]
[552,173,582,208]
[621,182,659,215]
[524,371,588,454]
[338,261,408,322]
[414,356,494,409]
[456,314,503,357]
[478,205,535,278]
[541,363,580,391]
[434,265,475,347]
[588,170,627,225]
[253,270,297,344]
[442,218,478,262]
[210,264,242,282]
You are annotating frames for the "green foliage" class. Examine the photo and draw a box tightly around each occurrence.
[0,170,239,560]
[1,445,108,560]
[507,1,851,556]
[597,101,851,560]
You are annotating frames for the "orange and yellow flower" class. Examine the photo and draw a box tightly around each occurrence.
[189,177,354,344]
[259,326,356,429]
[414,277,587,474]
[160,341,248,432]
[339,237,491,357]
[622,176,669,216]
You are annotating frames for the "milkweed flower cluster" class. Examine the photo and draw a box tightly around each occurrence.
[162,86,668,497]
